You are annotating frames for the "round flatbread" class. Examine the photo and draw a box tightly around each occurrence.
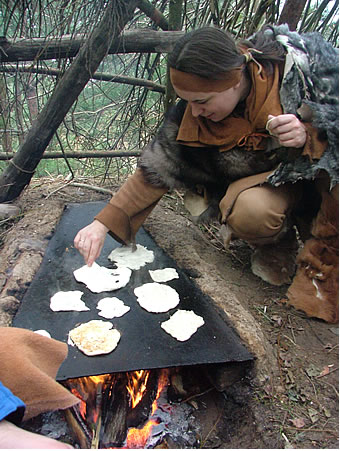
[149,268,179,283]
[108,244,154,270]
[97,297,130,319]
[134,282,180,313]
[34,330,51,338]
[161,310,205,341]
[50,290,89,312]
[73,262,131,293]
[68,320,121,356]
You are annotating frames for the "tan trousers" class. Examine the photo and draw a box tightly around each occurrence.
[219,172,302,244]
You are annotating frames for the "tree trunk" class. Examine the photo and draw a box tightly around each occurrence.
[0,75,12,153]
[25,73,39,122]
[137,0,169,30]
[14,77,25,146]
[164,0,183,112]
[0,30,185,63]
[0,0,139,203]
[278,0,308,30]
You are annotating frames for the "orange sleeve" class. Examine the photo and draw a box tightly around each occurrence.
[95,168,168,244]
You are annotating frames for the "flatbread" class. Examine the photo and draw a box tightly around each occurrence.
[34,330,51,338]
[161,310,204,341]
[108,244,154,270]
[149,268,179,283]
[50,290,89,312]
[73,262,131,293]
[68,320,121,356]
[97,297,130,319]
[134,282,180,313]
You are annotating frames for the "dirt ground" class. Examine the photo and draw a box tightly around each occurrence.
[0,176,338,449]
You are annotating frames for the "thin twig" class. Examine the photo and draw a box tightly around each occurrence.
[327,344,339,354]
[70,182,114,196]
[284,426,338,436]
[316,367,339,379]
[200,406,224,448]
[180,387,214,404]
[288,315,296,344]
[283,334,298,347]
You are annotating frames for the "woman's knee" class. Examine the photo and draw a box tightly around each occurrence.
[227,186,289,240]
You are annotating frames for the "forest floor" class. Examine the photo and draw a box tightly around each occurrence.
[0,176,338,449]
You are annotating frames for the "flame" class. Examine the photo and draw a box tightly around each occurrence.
[67,369,171,449]
[126,370,150,408]
[68,374,111,425]
[70,387,87,419]
[89,374,108,384]
[126,419,159,449]
[125,369,170,448]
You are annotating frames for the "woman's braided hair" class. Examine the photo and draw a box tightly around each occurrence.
[168,26,286,79]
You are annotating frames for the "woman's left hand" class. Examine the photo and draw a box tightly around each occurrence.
[266,114,307,148]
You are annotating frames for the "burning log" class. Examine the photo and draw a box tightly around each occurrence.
[64,407,92,449]
[100,375,129,448]
[126,370,158,428]
[64,369,170,448]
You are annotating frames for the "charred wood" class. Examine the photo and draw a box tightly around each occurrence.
[100,375,129,447]
[126,369,158,428]
[64,407,91,449]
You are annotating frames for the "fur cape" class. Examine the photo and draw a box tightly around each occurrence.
[140,25,338,196]
[264,24,339,189]
[138,26,339,323]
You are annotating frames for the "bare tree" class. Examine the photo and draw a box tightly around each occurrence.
[0,0,337,201]
[279,0,308,30]
[0,0,139,202]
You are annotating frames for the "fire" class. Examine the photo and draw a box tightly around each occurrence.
[125,369,170,449]
[125,419,159,449]
[126,370,150,408]
[68,374,110,427]
[66,369,170,448]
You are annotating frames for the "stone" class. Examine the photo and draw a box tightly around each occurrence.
[0,204,21,220]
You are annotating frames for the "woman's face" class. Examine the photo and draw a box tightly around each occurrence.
[175,79,245,122]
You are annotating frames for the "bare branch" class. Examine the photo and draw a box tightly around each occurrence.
[0,64,165,92]
[0,151,141,160]
[0,30,185,63]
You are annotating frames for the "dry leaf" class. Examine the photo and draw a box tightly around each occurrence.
[323,406,331,418]
[319,366,330,377]
[290,418,305,428]
[271,314,283,326]
[306,365,320,378]
[308,407,319,424]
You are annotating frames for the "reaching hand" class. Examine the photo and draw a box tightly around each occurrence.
[74,220,109,266]
[266,114,307,148]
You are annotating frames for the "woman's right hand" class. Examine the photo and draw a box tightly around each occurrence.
[74,220,109,266]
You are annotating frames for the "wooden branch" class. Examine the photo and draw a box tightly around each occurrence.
[0,64,165,92]
[137,0,169,30]
[0,150,141,160]
[0,29,185,63]
[278,0,308,30]
[0,0,140,202]
[70,183,114,196]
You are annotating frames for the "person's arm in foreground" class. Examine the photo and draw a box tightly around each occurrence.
[74,167,168,266]
[0,381,73,449]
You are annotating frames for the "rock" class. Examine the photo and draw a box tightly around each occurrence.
[0,204,21,220]
[0,295,20,315]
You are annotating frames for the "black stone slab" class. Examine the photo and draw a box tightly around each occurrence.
[13,202,253,380]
